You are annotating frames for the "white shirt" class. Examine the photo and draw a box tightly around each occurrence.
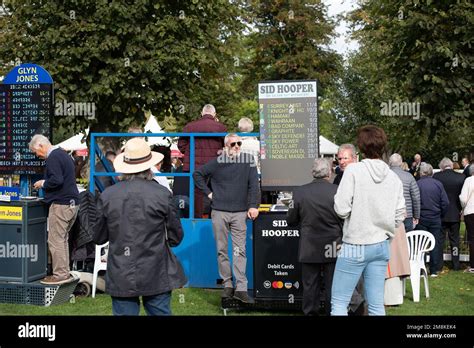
[150,166,172,193]
[241,136,260,174]
[460,176,474,216]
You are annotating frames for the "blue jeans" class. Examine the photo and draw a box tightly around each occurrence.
[112,291,172,316]
[331,240,390,316]
[416,219,443,274]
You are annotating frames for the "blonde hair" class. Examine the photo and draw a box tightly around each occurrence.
[238,117,254,132]
[202,104,216,116]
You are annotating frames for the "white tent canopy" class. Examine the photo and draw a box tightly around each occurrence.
[55,125,339,155]
[319,135,339,156]
[144,114,171,147]
[57,128,89,151]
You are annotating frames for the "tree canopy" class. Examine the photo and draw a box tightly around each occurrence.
[0,0,471,163]
[333,0,473,160]
[0,0,244,142]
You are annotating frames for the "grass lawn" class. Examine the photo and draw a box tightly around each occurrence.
[0,266,472,316]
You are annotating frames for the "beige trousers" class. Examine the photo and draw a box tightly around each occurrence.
[48,203,79,279]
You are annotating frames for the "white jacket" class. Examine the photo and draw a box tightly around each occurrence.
[334,159,406,245]
[460,176,474,216]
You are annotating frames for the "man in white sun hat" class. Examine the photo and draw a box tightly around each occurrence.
[93,137,186,316]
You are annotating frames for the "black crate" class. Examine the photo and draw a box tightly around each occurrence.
[0,279,78,306]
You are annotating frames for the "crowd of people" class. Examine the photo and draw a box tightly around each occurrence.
[288,132,474,316]
[28,105,473,316]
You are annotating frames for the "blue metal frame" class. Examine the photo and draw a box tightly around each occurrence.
[89,132,259,219]
[89,132,259,288]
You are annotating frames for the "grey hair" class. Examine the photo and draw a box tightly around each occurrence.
[469,165,474,176]
[312,158,331,179]
[419,162,433,177]
[224,133,240,146]
[29,134,51,150]
[389,153,403,167]
[338,144,357,158]
[238,117,254,132]
[439,157,453,170]
[202,104,216,116]
[122,169,153,181]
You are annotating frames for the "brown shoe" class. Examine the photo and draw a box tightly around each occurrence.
[40,275,74,285]
[233,291,255,304]
[221,287,234,299]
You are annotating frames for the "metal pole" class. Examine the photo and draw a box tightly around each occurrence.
[189,135,195,219]
[89,134,96,194]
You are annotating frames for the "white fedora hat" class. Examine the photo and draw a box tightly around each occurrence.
[114,138,164,174]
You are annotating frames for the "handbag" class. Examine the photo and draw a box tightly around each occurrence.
[164,226,187,289]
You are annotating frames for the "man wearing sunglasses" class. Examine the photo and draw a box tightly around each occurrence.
[193,133,259,304]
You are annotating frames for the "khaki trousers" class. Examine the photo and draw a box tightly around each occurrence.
[48,203,79,279]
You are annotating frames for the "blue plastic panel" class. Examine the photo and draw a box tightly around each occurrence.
[173,218,253,289]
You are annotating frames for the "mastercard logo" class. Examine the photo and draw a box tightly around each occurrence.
[271,281,285,289]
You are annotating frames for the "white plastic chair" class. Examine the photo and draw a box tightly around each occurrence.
[403,231,435,302]
[92,242,109,298]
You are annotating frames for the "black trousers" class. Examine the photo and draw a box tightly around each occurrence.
[301,262,336,316]
[441,221,461,270]
[465,214,474,268]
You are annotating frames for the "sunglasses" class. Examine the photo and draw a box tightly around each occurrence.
[229,141,242,148]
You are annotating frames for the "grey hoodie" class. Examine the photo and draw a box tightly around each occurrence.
[334,159,406,245]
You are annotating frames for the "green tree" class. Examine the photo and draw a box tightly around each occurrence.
[0,0,244,143]
[336,0,473,160]
[238,0,342,143]
[242,0,341,91]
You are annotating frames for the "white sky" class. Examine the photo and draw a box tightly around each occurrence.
[323,0,360,57]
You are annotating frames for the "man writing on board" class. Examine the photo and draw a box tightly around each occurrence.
[29,134,79,285]
[193,133,259,303]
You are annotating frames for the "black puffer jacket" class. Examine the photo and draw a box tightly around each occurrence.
[93,178,185,297]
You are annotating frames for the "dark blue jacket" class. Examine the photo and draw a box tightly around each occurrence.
[417,176,449,221]
[433,169,465,222]
[193,153,258,212]
[287,179,343,263]
[43,148,79,205]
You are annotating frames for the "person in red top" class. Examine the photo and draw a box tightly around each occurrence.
[178,104,227,218]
